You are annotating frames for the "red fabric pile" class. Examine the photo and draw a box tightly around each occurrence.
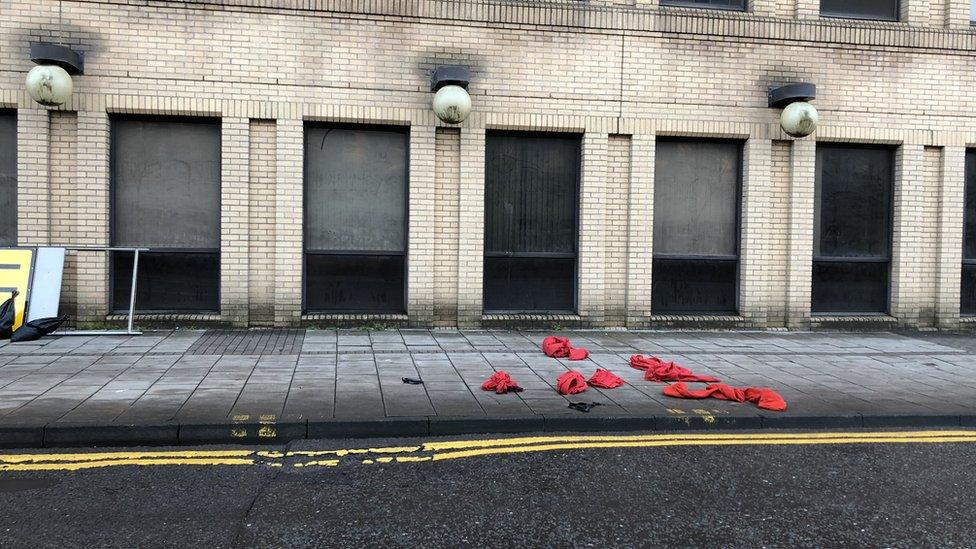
[662,382,787,412]
[481,371,523,394]
[629,355,720,383]
[588,368,625,389]
[542,336,590,361]
[556,371,589,395]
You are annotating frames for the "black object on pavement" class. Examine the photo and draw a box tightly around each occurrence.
[402,377,424,385]
[10,315,68,343]
[568,402,603,413]
[0,290,19,340]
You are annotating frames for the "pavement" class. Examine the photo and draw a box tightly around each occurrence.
[1,329,975,448]
[1,431,975,547]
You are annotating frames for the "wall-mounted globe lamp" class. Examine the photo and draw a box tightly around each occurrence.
[768,83,818,138]
[26,42,84,107]
[431,65,472,124]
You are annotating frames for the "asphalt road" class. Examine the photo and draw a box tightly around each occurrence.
[1,431,975,548]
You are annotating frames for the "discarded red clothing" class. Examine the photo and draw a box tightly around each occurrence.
[542,336,590,361]
[556,371,589,395]
[629,355,720,383]
[588,368,625,389]
[481,371,523,394]
[662,382,787,412]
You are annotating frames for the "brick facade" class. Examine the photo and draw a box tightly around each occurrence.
[2,0,975,328]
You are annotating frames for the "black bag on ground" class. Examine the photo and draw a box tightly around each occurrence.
[10,315,67,343]
[0,290,19,340]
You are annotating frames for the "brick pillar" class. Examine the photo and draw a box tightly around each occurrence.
[75,111,110,323]
[750,0,780,17]
[274,118,303,327]
[626,134,654,328]
[433,128,460,327]
[50,112,79,323]
[16,108,49,246]
[407,125,436,326]
[578,132,608,327]
[457,128,485,328]
[947,0,971,27]
[936,146,966,328]
[220,117,250,326]
[901,0,931,24]
[795,0,819,18]
[740,138,772,327]
[891,144,939,327]
[248,120,277,326]
[604,135,631,327]
[786,138,815,329]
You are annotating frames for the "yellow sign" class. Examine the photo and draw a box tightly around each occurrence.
[0,248,35,331]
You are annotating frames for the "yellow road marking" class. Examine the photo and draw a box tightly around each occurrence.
[0,449,254,464]
[1,431,973,472]
[431,435,976,461]
[0,458,255,472]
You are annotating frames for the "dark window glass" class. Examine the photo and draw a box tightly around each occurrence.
[660,0,746,10]
[812,261,889,314]
[0,112,15,246]
[652,139,741,314]
[305,254,405,313]
[963,151,976,315]
[962,265,976,315]
[821,0,898,20]
[484,132,580,313]
[305,126,407,252]
[813,144,894,314]
[652,258,738,314]
[110,117,221,312]
[112,252,219,312]
[483,257,576,313]
[304,125,408,313]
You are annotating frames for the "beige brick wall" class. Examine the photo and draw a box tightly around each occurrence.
[248,120,277,326]
[3,0,976,329]
[605,135,631,326]
[433,128,460,327]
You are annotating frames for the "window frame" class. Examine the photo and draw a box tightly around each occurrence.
[108,115,223,314]
[659,0,747,12]
[819,0,900,22]
[302,122,410,314]
[812,143,895,316]
[0,109,16,247]
[962,149,976,315]
[651,137,743,316]
[482,130,581,314]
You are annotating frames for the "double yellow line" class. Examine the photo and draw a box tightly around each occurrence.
[2,430,974,472]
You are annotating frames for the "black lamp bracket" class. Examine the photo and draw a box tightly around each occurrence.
[431,65,470,92]
[768,83,815,108]
[30,42,84,74]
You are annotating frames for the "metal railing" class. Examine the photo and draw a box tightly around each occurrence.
[57,246,149,336]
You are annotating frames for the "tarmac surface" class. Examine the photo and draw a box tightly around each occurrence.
[2,329,976,446]
[1,430,974,548]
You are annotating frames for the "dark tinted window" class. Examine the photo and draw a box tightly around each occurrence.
[0,112,15,246]
[484,132,580,313]
[813,144,893,314]
[111,118,221,249]
[111,117,221,312]
[821,0,898,20]
[963,150,976,315]
[304,125,408,313]
[652,139,741,314]
[305,126,407,252]
[660,0,746,10]
[113,252,219,312]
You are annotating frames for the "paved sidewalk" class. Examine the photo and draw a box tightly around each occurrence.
[1,329,975,447]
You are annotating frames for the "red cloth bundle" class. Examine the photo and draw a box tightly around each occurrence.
[542,336,590,361]
[481,371,524,394]
[556,371,589,395]
[662,382,787,412]
[629,355,720,383]
[588,368,625,389]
